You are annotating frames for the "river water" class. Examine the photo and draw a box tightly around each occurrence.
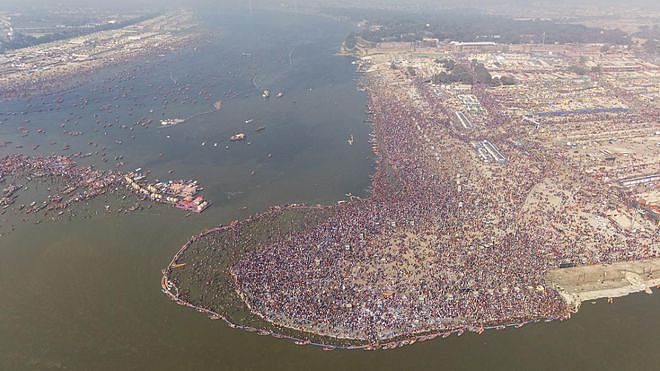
[0,9,658,371]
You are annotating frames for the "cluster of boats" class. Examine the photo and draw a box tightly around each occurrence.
[0,184,23,209]
[123,170,210,213]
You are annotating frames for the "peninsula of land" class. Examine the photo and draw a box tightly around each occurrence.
[162,39,659,350]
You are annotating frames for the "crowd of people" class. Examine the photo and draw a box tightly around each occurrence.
[165,61,658,348]
[230,74,568,342]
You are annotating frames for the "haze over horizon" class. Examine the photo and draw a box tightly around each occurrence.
[1,0,659,13]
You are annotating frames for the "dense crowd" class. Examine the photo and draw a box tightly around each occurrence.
[230,77,542,341]
[163,64,658,346]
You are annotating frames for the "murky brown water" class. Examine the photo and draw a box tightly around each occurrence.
[0,9,658,371]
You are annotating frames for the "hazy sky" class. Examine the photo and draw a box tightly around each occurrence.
[1,0,658,13]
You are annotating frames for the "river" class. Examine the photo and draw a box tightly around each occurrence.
[0,8,658,371]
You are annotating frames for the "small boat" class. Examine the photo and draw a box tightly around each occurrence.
[276,91,284,98]
[160,118,184,128]
[230,133,246,141]
[347,134,354,145]
[255,126,265,132]
[262,90,271,98]
[245,119,254,124]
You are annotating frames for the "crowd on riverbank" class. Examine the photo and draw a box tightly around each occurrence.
[164,62,658,347]
[230,75,573,342]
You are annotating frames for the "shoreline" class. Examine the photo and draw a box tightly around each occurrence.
[160,207,569,351]
[161,210,660,350]
[0,10,203,101]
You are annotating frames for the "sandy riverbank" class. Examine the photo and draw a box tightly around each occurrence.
[0,10,201,100]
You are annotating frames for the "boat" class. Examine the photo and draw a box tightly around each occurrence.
[255,126,265,132]
[347,134,354,145]
[161,277,169,290]
[276,91,284,98]
[245,119,254,124]
[262,89,271,98]
[230,133,246,141]
[159,118,185,128]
